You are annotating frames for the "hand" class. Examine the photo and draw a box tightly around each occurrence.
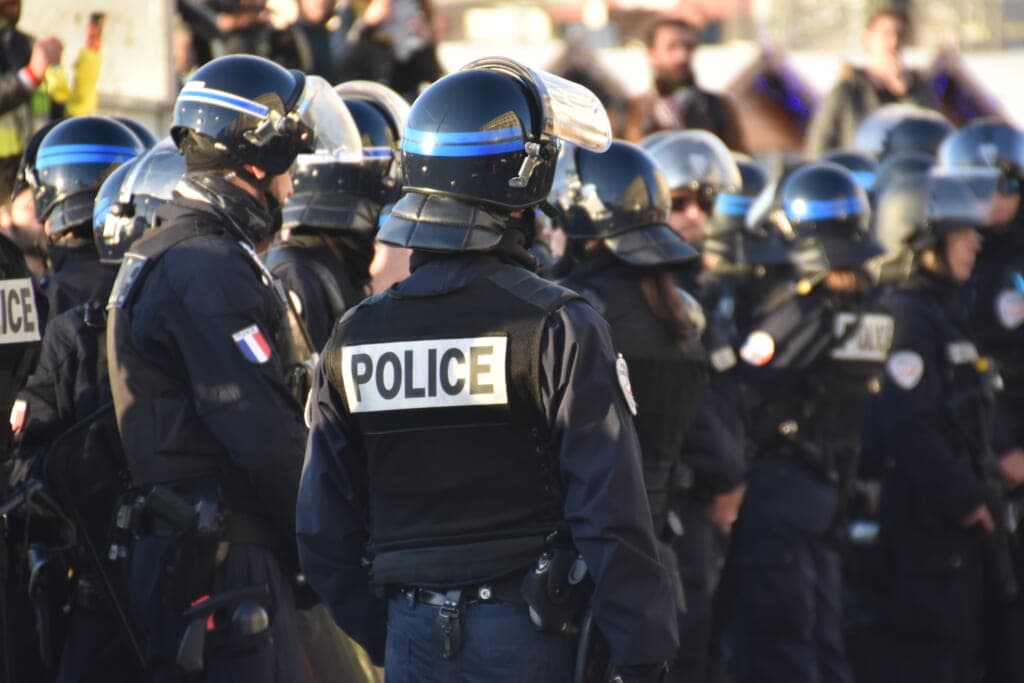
[28,36,63,80]
[962,504,996,535]
[706,484,746,533]
[362,0,392,26]
[999,448,1024,490]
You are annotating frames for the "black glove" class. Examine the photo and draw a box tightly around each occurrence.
[613,662,669,683]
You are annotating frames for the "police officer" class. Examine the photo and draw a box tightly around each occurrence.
[30,116,145,327]
[10,146,185,683]
[870,172,1003,683]
[264,80,408,349]
[296,59,679,682]
[106,55,360,682]
[821,148,878,198]
[642,130,742,252]
[937,118,1024,682]
[732,162,894,683]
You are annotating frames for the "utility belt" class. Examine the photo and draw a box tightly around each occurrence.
[391,543,592,662]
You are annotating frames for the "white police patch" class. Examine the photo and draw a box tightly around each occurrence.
[887,350,924,390]
[616,354,638,416]
[830,312,894,362]
[996,289,1024,330]
[341,336,508,413]
[946,341,979,365]
[0,279,39,344]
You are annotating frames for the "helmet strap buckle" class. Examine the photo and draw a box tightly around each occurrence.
[509,141,545,189]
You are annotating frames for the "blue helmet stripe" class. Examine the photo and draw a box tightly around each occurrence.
[38,144,141,159]
[178,84,269,118]
[714,193,754,216]
[403,126,522,145]
[36,152,137,169]
[363,147,394,159]
[402,138,524,157]
[786,195,865,221]
[851,171,876,190]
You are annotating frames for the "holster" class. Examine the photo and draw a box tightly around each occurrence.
[521,538,591,636]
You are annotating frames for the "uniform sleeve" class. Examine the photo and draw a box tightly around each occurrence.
[682,376,747,498]
[271,259,336,352]
[541,300,680,667]
[16,312,79,460]
[296,360,388,664]
[873,303,985,522]
[155,245,308,546]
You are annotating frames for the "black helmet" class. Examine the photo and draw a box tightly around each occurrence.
[874,152,935,192]
[114,117,160,149]
[284,82,409,233]
[644,130,742,198]
[33,116,145,238]
[13,120,60,198]
[552,141,697,267]
[820,148,877,195]
[938,118,1024,179]
[379,57,612,252]
[908,170,1004,252]
[92,158,138,264]
[855,104,955,161]
[704,157,789,266]
[781,162,880,275]
[173,55,361,182]
[94,138,185,264]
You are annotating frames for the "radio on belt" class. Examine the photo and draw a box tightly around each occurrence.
[341,336,509,413]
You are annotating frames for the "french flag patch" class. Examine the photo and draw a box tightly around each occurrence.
[232,325,272,364]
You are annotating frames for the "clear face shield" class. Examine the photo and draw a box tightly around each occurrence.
[927,168,1003,229]
[333,80,412,133]
[645,131,742,194]
[245,75,363,163]
[460,57,612,189]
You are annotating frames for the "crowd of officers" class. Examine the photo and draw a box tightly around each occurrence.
[0,12,1021,683]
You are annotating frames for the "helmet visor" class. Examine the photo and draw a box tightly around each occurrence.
[294,75,363,162]
[927,168,1002,228]
[333,80,412,134]
[460,57,612,153]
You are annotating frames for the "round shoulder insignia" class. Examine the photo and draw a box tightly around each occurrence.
[739,330,775,367]
[615,354,638,416]
[886,350,925,390]
[288,289,304,317]
[995,288,1024,330]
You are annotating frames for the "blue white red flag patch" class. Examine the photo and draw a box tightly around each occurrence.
[232,325,272,364]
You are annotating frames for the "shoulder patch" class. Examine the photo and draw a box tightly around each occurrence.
[739,330,775,367]
[709,345,737,372]
[946,341,979,365]
[996,288,1024,330]
[616,354,638,416]
[232,325,273,364]
[288,289,304,317]
[886,350,924,390]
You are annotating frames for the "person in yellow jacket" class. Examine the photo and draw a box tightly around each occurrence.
[37,12,103,119]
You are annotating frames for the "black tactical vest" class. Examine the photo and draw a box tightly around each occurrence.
[562,260,706,536]
[0,233,41,457]
[323,262,579,587]
[107,216,239,486]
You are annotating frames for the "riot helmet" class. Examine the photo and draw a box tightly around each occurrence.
[93,139,185,264]
[114,117,160,149]
[704,156,787,266]
[13,120,60,199]
[172,55,361,189]
[92,159,138,263]
[552,140,698,267]
[379,57,612,252]
[284,81,409,233]
[854,104,954,161]
[871,172,929,282]
[643,129,742,197]
[821,148,878,195]
[874,152,935,192]
[907,169,1004,253]
[33,116,145,239]
[938,117,1024,178]
[780,162,880,276]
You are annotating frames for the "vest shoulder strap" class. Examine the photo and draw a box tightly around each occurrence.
[487,265,581,315]
[265,244,354,320]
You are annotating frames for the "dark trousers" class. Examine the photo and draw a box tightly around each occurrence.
[384,595,573,683]
[666,496,722,683]
[56,604,141,683]
[732,459,852,683]
[127,539,301,683]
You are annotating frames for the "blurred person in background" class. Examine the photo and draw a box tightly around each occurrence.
[806,7,938,158]
[625,17,744,152]
[271,0,347,83]
[339,0,443,101]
